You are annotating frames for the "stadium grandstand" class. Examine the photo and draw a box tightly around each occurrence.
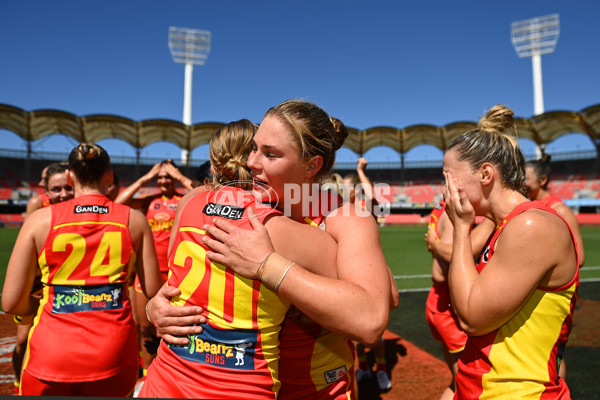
[1,103,599,227]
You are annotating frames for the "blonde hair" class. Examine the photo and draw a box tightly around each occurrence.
[264,99,348,181]
[448,105,527,195]
[68,143,111,186]
[322,173,345,196]
[209,119,256,189]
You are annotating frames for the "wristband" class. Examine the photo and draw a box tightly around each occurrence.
[145,297,154,325]
[258,252,294,292]
[256,250,275,278]
[275,262,295,292]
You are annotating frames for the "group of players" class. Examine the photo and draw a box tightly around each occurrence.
[3,99,580,399]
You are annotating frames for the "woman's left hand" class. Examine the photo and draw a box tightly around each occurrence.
[203,207,275,279]
[443,171,476,229]
[424,226,439,255]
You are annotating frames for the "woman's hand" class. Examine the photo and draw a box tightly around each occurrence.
[142,162,162,184]
[163,162,192,190]
[357,157,368,173]
[443,171,475,229]
[424,226,439,256]
[147,284,206,345]
[202,207,275,279]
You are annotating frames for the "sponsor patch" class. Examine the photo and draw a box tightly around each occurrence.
[324,366,347,384]
[203,203,244,220]
[169,324,256,370]
[52,283,124,313]
[74,205,109,214]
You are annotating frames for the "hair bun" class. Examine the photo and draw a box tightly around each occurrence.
[478,104,515,134]
[330,117,349,151]
[540,153,551,164]
[80,143,100,160]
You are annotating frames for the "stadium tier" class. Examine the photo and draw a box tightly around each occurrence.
[0,151,598,225]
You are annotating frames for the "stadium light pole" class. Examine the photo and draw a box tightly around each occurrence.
[168,26,211,165]
[511,14,560,116]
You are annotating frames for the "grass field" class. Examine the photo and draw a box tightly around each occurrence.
[0,225,598,398]
[381,225,600,291]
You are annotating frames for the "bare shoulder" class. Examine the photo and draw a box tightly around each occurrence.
[25,195,43,216]
[551,201,577,221]
[128,208,150,231]
[265,214,330,239]
[22,206,52,243]
[325,202,379,242]
[500,208,572,250]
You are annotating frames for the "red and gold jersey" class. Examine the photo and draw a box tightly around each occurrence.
[142,186,285,399]
[456,201,579,399]
[278,190,355,400]
[145,194,181,274]
[428,199,445,239]
[24,194,138,382]
[540,194,562,208]
[41,193,51,208]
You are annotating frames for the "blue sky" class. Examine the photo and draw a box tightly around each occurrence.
[1,0,598,164]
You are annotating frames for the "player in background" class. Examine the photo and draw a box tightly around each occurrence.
[115,160,192,376]
[12,162,74,394]
[3,143,163,396]
[425,199,494,399]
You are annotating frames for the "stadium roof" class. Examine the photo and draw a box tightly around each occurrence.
[1,103,599,156]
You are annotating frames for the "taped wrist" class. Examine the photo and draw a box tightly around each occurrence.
[257,252,295,292]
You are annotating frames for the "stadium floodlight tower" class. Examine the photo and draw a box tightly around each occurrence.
[168,26,211,165]
[511,14,560,116]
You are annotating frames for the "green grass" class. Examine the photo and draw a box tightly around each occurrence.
[381,224,600,291]
[1,224,599,398]
[0,227,19,291]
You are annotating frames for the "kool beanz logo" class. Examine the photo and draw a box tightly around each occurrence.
[74,205,109,214]
[52,284,123,313]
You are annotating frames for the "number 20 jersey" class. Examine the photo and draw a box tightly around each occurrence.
[143,187,286,399]
[24,194,138,382]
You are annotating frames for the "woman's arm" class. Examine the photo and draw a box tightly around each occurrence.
[129,209,164,299]
[203,204,392,345]
[443,171,576,336]
[426,213,495,264]
[355,157,378,216]
[115,162,162,208]
[2,210,49,315]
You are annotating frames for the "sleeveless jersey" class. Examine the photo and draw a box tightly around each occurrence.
[278,191,356,400]
[540,194,562,208]
[455,201,579,400]
[428,199,445,239]
[425,199,467,353]
[142,186,286,399]
[23,194,138,382]
[41,194,51,208]
[145,194,181,274]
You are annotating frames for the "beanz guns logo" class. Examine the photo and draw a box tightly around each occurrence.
[169,325,257,370]
[74,205,109,214]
